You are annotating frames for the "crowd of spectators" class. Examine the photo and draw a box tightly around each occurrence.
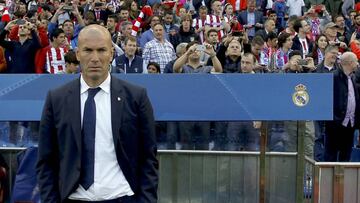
[0,0,360,161]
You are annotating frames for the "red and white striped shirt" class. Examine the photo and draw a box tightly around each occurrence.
[205,14,226,40]
[46,47,68,74]
[192,17,206,43]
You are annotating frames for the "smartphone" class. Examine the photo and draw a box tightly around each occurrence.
[196,45,205,52]
[232,31,244,37]
[95,2,103,7]
[298,59,308,66]
[62,5,73,11]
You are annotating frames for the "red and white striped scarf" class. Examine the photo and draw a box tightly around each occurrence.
[131,6,153,37]
[46,47,68,74]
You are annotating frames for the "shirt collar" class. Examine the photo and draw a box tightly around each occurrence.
[80,73,111,94]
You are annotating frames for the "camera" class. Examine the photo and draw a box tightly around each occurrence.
[62,5,73,11]
[298,59,308,66]
[196,45,205,52]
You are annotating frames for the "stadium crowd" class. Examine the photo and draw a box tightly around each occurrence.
[0,0,360,162]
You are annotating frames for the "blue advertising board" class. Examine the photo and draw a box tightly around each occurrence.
[0,74,332,121]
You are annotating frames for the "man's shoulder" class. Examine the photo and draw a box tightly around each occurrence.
[50,78,79,94]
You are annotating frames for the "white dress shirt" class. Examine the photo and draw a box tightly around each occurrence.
[69,73,134,200]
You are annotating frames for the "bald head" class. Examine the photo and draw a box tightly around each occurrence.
[340,52,357,64]
[340,52,359,74]
[78,25,113,48]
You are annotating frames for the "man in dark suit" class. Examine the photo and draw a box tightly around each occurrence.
[36,24,158,202]
[255,19,276,41]
[112,36,145,73]
[324,52,360,161]
[91,2,108,23]
[291,19,314,58]
[237,0,264,39]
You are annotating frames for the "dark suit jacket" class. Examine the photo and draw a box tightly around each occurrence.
[333,67,360,127]
[91,10,108,23]
[291,35,314,57]
[254,29,268,41]
[237,11,264,32]
[36,76,158,203]
[316,61,339,73]
[112,54,144,73]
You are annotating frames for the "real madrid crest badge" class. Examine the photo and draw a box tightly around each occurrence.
[292,84,309,107]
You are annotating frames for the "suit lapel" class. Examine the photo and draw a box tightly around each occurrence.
[110,76,124,152]
[67,78,82,151]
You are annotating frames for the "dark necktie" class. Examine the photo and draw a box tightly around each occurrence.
[80,87,101,190]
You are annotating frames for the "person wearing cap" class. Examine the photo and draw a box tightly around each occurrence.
[323,22,348,50]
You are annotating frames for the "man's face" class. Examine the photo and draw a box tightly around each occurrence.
[153,24,164,41]
[119,10,129,20]
[211,1,222,14]
[226,41,241,57]
[18,23,31,36]
[122,24,132,37]
[301,20,310,33]
[335,16,345,28]
[251,44,264,56]
[164,14,173,25]
[150,17,160,28]
[289,55,302,70]
[268,13,277,22]
[189,46,201,60]
[247,1,256,12]
[106,18,116,30]
[241,55,255,73]
[199,9,207,19]
[207,31,218,45]
[324,48,338,64]
[182,19,191,31]
[54,33,66,45]
[355,16,360,26]
[266,20,275,32]
[124,40,137,57]
[63,21,74,36]
[325,27,337,38]
[18,4,27,14]
[76,29,114,84]
[350,12,357,21]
